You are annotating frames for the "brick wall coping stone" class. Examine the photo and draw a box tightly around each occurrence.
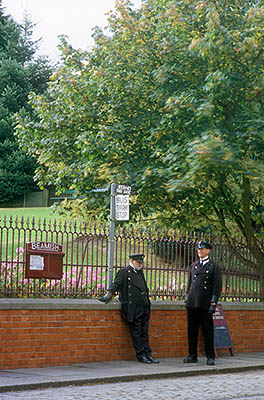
[0,298,263,311]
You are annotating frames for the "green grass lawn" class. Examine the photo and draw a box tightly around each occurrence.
[0,207,61,221]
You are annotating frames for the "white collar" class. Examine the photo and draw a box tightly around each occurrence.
[200,257,209,265]
[129,262,137,273]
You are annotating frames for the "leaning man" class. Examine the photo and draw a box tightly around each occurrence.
[184,241,222,366]
[98,253,159,364]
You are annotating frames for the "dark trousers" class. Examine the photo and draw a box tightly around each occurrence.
[187,308,215,359]
[127,304,152,358]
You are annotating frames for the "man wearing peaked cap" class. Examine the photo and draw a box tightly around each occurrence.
[129,253,145,262]
[98,253,159,364]
[197,241,212,250]
[183,240,222,366]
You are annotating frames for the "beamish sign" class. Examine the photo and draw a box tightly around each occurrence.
[27,241,63,252]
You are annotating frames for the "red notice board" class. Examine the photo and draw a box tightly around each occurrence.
[25,241,64,280]
[213,304,234,356]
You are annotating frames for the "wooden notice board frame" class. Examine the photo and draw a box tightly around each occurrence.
[213,304,234,356]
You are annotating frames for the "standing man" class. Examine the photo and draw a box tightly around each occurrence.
[184,241,222,366]
[98,253,159,364]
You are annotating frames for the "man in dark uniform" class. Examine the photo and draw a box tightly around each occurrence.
[98,253,159,364]
[183,241,222,366]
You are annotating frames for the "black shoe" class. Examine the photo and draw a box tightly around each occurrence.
[147,355,160,363]
[183,355,198,363]
[207,358,215,366]
[137,356,152,364]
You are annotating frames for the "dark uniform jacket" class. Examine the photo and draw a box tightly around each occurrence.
[109,266,151,322]
[185,259,222,311]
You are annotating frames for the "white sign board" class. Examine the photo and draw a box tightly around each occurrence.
[115,194,129,220]
[30,255,44,270]
[115,185,132,195]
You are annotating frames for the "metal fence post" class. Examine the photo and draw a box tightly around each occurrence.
[107,183,116,289]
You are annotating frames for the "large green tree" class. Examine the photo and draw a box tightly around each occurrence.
[0,2,52,202]
[16,0,264,279]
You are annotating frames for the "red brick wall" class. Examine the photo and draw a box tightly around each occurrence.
[223,309,264,353]
[0,301,264,370]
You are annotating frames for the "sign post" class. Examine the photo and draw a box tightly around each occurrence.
[107,183,131,289]
[213,304,234,356]
[107,183,116,289]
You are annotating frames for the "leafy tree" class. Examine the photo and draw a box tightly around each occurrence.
[15,0,264,287]
[0,1,52,202]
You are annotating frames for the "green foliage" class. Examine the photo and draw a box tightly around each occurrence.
[0,2,53,202]
[0,140,38,201]
[15,0,264,267]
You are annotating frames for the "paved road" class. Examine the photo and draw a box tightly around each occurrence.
[1,370,264,400]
